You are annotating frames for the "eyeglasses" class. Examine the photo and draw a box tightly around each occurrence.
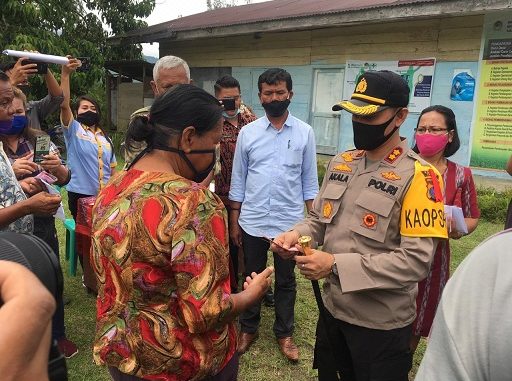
[414,127,448,135]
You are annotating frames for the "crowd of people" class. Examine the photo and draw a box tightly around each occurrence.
[0,52,510,381]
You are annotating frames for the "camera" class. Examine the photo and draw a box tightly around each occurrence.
[0,233,67,381]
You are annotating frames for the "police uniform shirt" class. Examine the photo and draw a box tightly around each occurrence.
[293,139,447,330]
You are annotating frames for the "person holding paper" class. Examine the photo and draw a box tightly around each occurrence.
[0,71,62,233]
[410,105,480,353]
[0,85,77,358]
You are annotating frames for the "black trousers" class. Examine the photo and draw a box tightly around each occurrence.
[239,229,296,338]
[33,216,66,341]
[314,309,412,381]
[67,191,93,222]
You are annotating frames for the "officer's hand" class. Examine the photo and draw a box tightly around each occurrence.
[272,230,300,259]
[295,249,335,281]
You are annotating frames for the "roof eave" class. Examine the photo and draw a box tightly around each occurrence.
[109,0,509,45]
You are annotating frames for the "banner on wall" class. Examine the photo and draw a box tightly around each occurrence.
[344,59,436,113]
[470,14,512,170]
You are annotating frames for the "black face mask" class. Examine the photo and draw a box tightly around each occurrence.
[262,99,290,118]
[76,110,100,127]
[352,110,401,151]
[154,145,216,183]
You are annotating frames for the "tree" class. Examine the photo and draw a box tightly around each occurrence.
[206,0,252,10]
[0,0,155,110]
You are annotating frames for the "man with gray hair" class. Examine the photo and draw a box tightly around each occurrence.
[124,55,190,165]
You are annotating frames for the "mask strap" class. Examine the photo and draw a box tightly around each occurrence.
[152,144,200,176]
[383,109,402,135]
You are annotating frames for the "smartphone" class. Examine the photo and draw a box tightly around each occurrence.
[221,98,236,111]
[21,59,48,75]
[261,236,299,252]
[34,135,51,163]
[76,57,91,72]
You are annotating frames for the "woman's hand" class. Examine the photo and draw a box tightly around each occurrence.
[18,177,44,196]
[12,152,38,179]
[243,267,274,299]
[40,154,61,173]
[62,56,80,76]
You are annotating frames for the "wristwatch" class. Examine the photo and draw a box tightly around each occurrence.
[331,256,339,276]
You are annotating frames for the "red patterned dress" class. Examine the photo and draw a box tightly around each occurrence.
[413,160,480,336]
[91,169,236,380]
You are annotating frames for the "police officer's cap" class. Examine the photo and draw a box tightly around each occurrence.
[332,70,410,116]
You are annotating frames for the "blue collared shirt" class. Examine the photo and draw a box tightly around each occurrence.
[63,118,117,196]
[229,113,318,238]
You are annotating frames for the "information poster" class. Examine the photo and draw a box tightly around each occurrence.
[470,14,512,169]
[344,59,436,113]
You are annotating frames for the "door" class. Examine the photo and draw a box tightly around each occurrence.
[311,68,344,155]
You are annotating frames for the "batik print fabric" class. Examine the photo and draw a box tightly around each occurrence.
[0,143,32,233]
[214,106,256,198]
[91,169,236,381]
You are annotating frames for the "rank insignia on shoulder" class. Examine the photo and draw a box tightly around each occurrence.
[362,213,378,229]
[341,152,354,162]
[333,163,352,172]
[323,201,333,219]
[384,147,403,164]
[381,171,401,181]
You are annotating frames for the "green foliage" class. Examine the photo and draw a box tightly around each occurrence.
[476,186,512,224]
[317,159,328,186]
[0,0,155,113]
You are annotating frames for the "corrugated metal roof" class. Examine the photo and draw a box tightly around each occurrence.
[123,0,440,39]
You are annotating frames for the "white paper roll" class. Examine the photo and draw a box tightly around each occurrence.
[2,50,69,65]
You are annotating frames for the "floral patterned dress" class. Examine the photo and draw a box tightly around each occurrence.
[91,169,236,380]
[0,143,32,234]
[413,160,480,337]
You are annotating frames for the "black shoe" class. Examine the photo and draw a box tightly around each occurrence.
[263,289,275,307]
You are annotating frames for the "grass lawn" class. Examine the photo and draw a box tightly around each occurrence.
[55,189,503,380]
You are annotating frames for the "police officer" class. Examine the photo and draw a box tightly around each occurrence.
[273,70,447,381]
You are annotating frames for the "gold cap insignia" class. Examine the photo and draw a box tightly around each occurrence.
[381,171,401,181]
[333,163,352,172]
[323,201,333,219]
[356,78,367,93]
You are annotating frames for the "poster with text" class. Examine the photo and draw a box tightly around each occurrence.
[344,59,436,113]
[470,14,512,170]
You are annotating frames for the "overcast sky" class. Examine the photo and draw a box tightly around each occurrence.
[142,0,266,57]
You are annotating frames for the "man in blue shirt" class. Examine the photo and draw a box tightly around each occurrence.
[229,68,318,362]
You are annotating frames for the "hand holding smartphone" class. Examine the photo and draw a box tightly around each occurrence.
[21,59,48,74]
[221,98,236,111]
[34,135,51,163]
